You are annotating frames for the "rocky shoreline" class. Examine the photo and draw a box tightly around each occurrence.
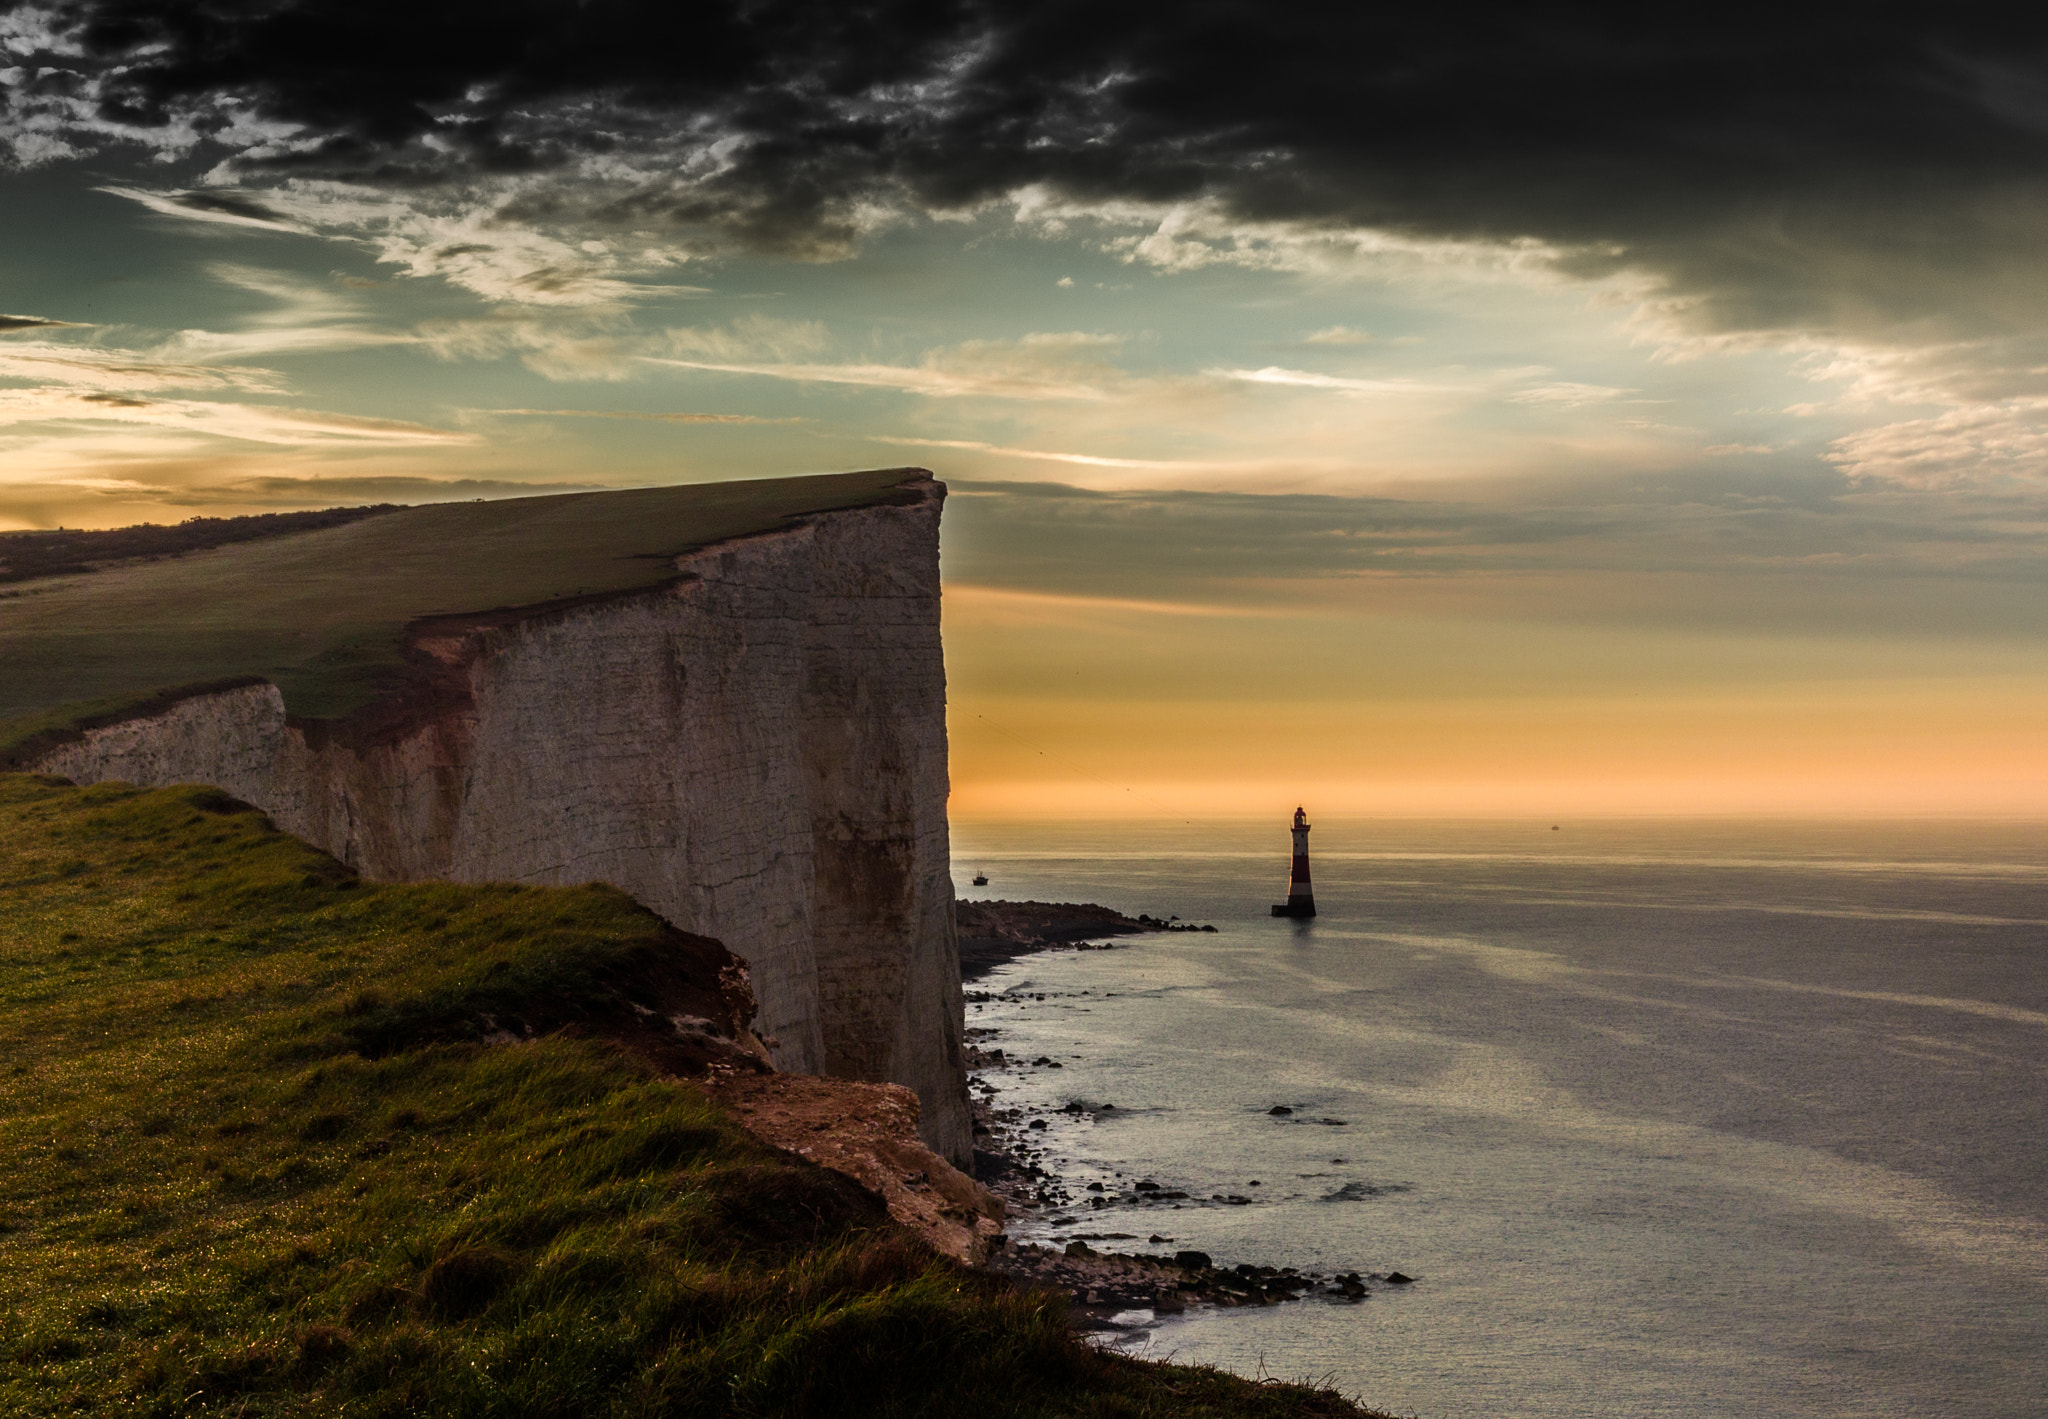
[955,900,1414,1333]
[956,898,1177,980]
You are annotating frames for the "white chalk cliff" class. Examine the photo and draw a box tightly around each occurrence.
[32,475,970,1163]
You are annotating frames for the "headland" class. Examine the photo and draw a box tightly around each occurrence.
[1,471,967,1162]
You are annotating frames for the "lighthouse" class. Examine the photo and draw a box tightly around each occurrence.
[1270,806,1317,918]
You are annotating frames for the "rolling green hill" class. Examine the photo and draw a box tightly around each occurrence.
[0,470,925,761]
[0,773,1375,1417]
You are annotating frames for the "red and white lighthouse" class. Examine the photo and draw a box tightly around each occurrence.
[1270,806,1317,918]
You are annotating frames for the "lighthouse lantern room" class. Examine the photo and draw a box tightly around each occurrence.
[1270,806,1317,918]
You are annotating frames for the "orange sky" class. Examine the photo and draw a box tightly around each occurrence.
[940,562,2048,820]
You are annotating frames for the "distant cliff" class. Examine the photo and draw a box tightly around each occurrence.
[21,472,969,1163]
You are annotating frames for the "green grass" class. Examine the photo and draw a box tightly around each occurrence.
[0,774,1381,1417]
[0,469,926,753]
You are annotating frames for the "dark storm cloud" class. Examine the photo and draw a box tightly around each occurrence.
[0,312,83,329]
[8,4,2048,330]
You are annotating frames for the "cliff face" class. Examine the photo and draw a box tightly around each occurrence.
[32,476,969,1163]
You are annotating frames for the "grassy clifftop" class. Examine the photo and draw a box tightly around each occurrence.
[0,774,1376,1418]
[0,469,926,755]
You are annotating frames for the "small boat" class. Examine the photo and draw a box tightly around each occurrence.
[972,872,989,887]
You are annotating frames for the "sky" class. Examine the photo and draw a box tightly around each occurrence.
[2,3,2045,818]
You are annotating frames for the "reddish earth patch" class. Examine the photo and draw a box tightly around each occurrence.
[706,1072,1004,1263]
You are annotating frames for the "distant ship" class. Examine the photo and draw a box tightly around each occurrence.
[972,872,989,887]
[1270,807,1317,918]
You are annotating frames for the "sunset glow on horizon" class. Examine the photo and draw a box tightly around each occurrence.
[944,686,2048,821]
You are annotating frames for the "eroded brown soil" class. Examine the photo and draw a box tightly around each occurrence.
[706,1071,1004,1263]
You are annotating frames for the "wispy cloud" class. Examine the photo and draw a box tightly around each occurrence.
[415,311,637,381]
[0,340,285,395]
[648,332,1139,402]
[1218,365,1437,395]
[476,407,802,424]
[868,435,1236,471]
[99,181,712,308]
[663,315,832,362]
[1012,190,1579,285]
[0,297,463,457]
[97,185,305,234]
[644,356,1095,399]
[1509,382,1637,408]
[0,388,474,446]
[150,264,420,362]
[1299,326,1373,346]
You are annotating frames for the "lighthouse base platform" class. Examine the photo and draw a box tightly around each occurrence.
[1270,901,1317,918]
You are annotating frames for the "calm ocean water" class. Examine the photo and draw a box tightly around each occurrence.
[949,819,2048,1419]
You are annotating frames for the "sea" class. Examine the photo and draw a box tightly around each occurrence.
[948,818,2048,1419]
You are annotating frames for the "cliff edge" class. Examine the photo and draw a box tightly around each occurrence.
[5,470,970,1163]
